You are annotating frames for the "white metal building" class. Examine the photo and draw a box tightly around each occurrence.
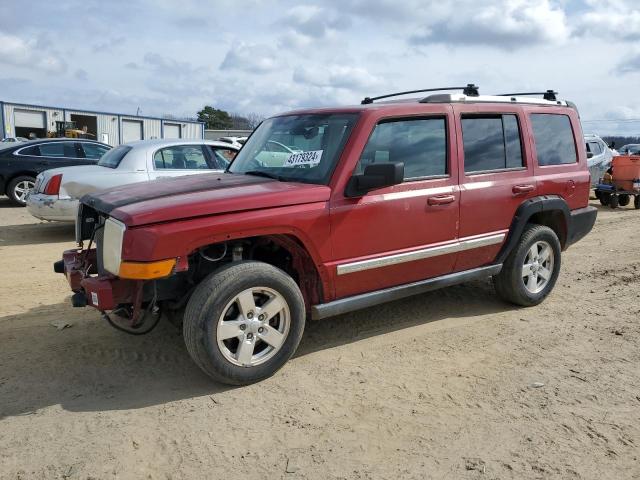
[0,100,204,146]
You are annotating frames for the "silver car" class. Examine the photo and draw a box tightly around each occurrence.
[26,139,239,222]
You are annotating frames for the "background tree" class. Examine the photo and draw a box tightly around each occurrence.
[197,106,233,129]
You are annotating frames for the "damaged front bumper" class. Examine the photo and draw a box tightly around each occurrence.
[56,249,137,311]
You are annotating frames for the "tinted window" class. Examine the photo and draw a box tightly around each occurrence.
[81,143,111,159]
[154,145,210,170]
[462,115,524,173]
[18,145,40,156]
[530,114,577,166]
[208,146,237,169]
[356,118,447,180]
[98,145,132,169]
[588,142,603,155]
[38,142,78,158]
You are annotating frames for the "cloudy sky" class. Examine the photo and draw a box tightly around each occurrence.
[1,0,639,135]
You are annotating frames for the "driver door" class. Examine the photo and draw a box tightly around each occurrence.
[329,114,460,299]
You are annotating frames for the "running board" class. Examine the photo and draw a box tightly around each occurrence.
[311,264,502,320]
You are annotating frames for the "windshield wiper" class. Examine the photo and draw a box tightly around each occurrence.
[244,170,286,181]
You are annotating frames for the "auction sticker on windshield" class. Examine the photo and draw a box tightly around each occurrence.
[283,150,323,167]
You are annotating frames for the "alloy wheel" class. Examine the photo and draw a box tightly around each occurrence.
[522,241,554,294]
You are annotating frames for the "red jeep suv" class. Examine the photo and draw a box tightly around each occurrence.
[58,86,597,385]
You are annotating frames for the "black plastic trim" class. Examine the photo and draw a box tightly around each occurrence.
[566,206,597,248]
[311,264,502,320]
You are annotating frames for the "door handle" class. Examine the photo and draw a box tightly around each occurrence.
[512,184,535,195]
[427,194,455,206]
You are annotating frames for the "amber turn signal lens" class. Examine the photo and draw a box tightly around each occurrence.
[118,259,176,280]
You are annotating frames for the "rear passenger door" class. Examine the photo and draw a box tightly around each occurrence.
[454,106,536,272]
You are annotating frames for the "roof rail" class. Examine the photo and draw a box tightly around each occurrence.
[361,84,479,104]
[498,90,558,101]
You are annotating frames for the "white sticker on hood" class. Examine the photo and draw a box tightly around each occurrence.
[283,150,323,167]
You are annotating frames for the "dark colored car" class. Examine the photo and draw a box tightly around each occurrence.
[60,86,597,385]
[0,138,111,205]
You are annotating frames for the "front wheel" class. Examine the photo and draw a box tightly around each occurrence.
[183,261,305,385]
[493,224,561,307]
[7,175,36,206]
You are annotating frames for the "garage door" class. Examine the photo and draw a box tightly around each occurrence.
[164,123,181,139]
[122,120,143,143]
[14,110,46,129]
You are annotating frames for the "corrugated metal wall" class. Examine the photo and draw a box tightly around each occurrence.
[2,103,64,137]
[1,102,203,144]
[204,129,253,140]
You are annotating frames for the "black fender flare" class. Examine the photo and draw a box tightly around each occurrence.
[495,195,570,264]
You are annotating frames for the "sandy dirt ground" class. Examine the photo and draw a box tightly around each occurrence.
[0,196,639,480]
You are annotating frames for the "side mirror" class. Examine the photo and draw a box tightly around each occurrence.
[587,152,594,159]
[345,162,404,197]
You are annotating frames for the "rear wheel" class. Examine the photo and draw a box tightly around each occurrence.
[7,175,36,206]
[599,192,610,206]
[183,261,305,385]
[618,194,630,207]
[610,195,619,209]
[493,224,561,307]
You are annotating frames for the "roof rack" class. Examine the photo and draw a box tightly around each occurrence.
[497,90,558,101]
[361,84,479,104]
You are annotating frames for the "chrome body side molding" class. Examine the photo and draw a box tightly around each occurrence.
[311,264,502,320]
[336,233,505,276]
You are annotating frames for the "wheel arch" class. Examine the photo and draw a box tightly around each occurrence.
[192,233,327,312]
[496,196,570,264]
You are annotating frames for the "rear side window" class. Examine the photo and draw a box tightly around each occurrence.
[38,142,78,158]
[586,141,602,155]
[356,118,447,180]
[530,114,577,166]
[81,143,111,159]
[153,145,210,170]
[98,145,132,169]
[207,146,237,169]
[462,115,524,173]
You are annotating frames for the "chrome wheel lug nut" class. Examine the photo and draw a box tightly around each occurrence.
[247,333,254,340]
[258,314,265,321]
[258,327,264,334]
[247,312,254,319]
[239,324,246,331]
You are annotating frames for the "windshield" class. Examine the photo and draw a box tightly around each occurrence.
[98,145,131,168]
[228,113,359,184]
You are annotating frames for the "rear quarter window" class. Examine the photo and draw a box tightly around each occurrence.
[530,114,577,166]
[98,145,132,169]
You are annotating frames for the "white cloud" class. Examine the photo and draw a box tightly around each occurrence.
[293,65,384,90]
[575,1,640,41]
[220,42,283,73]
[0,30,67,73]
[409,0,569,48]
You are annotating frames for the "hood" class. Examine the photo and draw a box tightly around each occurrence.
[82,173,331,227]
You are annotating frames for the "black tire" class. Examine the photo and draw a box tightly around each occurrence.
[594,190,601,200]
[183,261,305,385]
[610,195,619,209]
[599,192,610,206]
[6,175,36,206]
[635,195,640,210]
[493,224,561,307]
[618,194,630,207]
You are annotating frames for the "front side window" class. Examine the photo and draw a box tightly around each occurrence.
[81,143,111,159]
[38,142,78,159]
[208,146,237,169]
[228,113,359,184]
[530,114,577,166]
[98,145,132,169]
[462,115,524,173]
[355,118,447,180]
[154,145,210,170]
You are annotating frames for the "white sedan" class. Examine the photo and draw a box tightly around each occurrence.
[26,139,239,222]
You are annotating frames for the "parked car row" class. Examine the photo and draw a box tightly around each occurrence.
[26,139,239,221]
